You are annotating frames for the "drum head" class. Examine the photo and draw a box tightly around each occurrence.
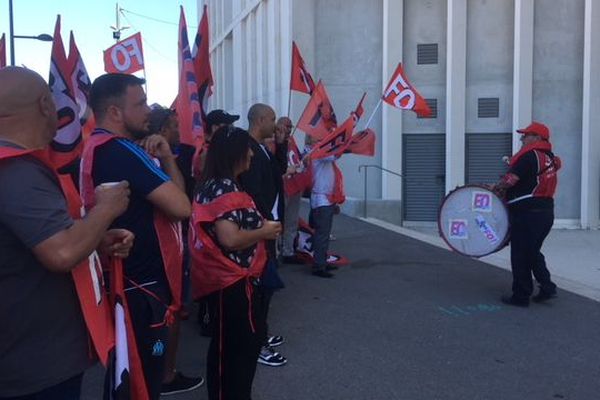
[438,185,509,258]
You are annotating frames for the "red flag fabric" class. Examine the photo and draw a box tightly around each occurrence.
[308,115,354,160]
[176,6,204,146]
[103,32,145,74]
[192,5,213,106]
[345,128,376,157]
[290,41,316,94]
[69,32,95,141]
[382,63,432,117]
[296,81,337,140]
[295,219,349,266]
[0,33,6,68]
[283,136,312,196]
[351,92,367,122]
[48,16,86,169]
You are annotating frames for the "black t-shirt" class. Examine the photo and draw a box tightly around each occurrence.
[0,142,90,397]
[91,135,170,287]
[507,151,554,211]
[196,178,263,267]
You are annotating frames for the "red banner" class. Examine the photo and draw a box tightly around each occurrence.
[0,33,6,68]
[176,6,204,146]
[382,63,432,117]
[290,41,316,94]
[296,80,337,140]
[192,4,213,117]
[352,92,367,122]
[103,32,144,74]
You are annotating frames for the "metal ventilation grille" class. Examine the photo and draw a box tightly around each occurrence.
[478,98,500,118]
[418,98,437,119]
[466,133,512,185]
[417,43,438,65]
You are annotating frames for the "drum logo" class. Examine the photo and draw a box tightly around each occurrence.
[472,192,492,212]
[449,219,468,239]
[475,215,499,244]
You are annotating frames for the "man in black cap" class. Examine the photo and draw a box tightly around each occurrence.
[205,109,240,144]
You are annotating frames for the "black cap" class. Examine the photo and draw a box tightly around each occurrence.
[206,109,240,127]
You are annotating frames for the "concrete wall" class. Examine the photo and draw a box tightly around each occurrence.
[466,0,513,134]
[533,0,585,220]
[313,0,384,199]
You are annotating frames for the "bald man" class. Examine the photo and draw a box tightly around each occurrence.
[0,67,132,399]
[238,103,289,367]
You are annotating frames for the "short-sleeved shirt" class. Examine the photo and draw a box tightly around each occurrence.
[507,150,554,211]
[196,178,263,267]
[0,141,90,397]
[91,134,171,289]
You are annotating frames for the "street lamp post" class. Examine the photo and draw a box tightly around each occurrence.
[8,0,53,66]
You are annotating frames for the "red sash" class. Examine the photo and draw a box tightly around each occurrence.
[80,133,183,316]
[189,191,267,299]
[0,145,114,366]
[509,141,561,199]
[327,162,346,205]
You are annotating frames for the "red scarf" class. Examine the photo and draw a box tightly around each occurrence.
[509,140,553,167]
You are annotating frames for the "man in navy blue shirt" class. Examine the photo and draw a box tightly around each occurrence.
[87,74,191,399]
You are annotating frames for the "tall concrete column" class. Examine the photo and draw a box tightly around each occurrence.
[581,0,600,229]
[445,0,467,193]
[232,0,244,113]
[279,0,292,116]
[381,0,403,200]
[512,0,534,151]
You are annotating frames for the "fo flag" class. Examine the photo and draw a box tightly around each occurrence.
[345,128,376,157]
[382,63,432,117]
[104,259,149,400]
[309,116,354,160]
[351,92,366,123]
[176,6,204,146]
[290,41,316,94]
[283,136,311,196]
[296,81,337,140]
[295,219,349,266]
[48,15,94,169]
[0,33,6,68]
[103,32,144,74]
[192,4,213,125]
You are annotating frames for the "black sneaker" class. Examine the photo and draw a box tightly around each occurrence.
[258,346,287,367]
[312,269,334,278]
[500,295,529,307]
[267,335,284,347]
[532,290,557,303]
[161,372,204,396]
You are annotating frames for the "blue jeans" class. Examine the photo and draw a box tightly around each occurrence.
[0,373,83,400]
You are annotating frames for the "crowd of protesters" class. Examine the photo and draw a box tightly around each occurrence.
[0,68,344,400]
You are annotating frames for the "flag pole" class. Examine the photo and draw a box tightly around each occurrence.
[363,98,382,129]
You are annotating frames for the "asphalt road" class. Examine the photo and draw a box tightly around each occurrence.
[82,213,600,400]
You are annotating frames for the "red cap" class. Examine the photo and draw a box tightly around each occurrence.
[516,121,550,140]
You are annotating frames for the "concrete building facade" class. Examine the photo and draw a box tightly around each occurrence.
[199,0,600,229]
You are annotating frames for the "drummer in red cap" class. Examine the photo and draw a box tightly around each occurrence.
[492,121,561,307]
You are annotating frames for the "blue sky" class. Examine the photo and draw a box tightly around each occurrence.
[1,0,200,105]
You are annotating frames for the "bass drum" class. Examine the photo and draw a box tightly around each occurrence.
[438,185,510,258]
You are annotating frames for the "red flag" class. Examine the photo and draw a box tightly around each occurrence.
[48,16,83,169]
[352,92,367,122]
[296,81,337,140]
[290,41,316,94]
[192,5,213,105]
[103,32,145,74]
[69,32,95,141]
[0,33,6,68]
[309,115,354,160]
[295,219,349,266]
[283,137,311,196]
[345,128,376,157]
[382,63,432,117]
[176,6,204,146]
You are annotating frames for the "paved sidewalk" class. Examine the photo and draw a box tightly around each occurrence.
[369,219,600,302]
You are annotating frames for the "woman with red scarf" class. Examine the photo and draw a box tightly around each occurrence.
[493,122,561,307]
[189,126,282,400]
